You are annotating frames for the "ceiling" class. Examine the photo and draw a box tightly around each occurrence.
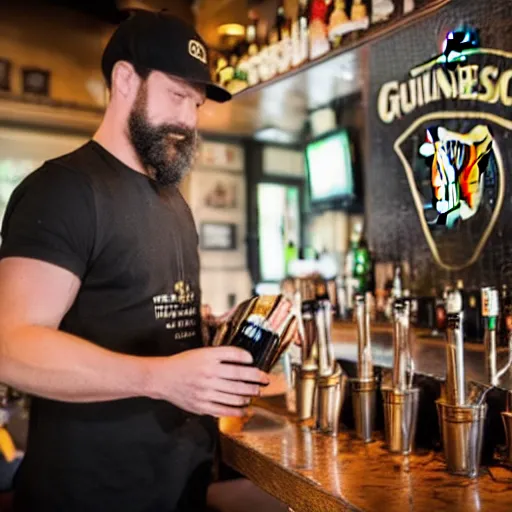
[39,0,256,48]
[30,0,200,24]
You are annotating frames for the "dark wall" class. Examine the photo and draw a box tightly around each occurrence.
[366,0,512,294]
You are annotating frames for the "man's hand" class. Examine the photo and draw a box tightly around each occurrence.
[147,346,269,417]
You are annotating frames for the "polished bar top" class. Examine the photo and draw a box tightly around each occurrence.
[331,321,512,389]
[220,408,512,512]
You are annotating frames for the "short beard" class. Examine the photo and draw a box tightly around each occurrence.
[128,82,198,188]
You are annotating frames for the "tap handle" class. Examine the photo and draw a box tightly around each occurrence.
[482,287,499,319]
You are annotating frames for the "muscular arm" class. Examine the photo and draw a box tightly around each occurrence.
[0,257,267,416]
[0,257,150,402]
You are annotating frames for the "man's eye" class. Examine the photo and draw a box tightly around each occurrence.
[173,92,186,100]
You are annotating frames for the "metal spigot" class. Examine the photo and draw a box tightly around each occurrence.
[445,289,466,406]
[293,279,319,422]
[381,297,419,454]
[314,279,335,377]
[351,293,377,442]
[482,287,512,387]
[392,299,414,392]
[296,278,318,369]
[436,289,487,478]
[355,293,373,381]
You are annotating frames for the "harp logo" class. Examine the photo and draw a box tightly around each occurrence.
[421,125,493,228]
[377,29,511,270]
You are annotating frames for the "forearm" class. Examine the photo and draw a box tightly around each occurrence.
[0,325,151,403]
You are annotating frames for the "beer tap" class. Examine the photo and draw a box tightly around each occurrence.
[381,297,419,454]
[351,293,377,442]
[292,277,319,422]
[392,299,414,392]
[296,277,318,369]
[482,286,512,387]
[355,293,374,381]
[315,278,335,377]
[445,289,466,406]
[314,277,346,435]
[436,288,488,478]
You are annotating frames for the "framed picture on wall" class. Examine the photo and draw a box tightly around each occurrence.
[21,67,50,96]
[200,222,237,251]
[196,170,244,211]
[0,58,11,92]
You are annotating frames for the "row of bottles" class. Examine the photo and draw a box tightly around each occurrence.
[216,1,309,94]
[339,227,512,346]
[215,0,421,94]
[387,269,512,346]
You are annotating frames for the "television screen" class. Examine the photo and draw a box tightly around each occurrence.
[305,130,354,204]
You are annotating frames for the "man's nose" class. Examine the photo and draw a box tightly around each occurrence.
[176,100,198,130]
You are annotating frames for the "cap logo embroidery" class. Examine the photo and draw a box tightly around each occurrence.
[189,40,207,64]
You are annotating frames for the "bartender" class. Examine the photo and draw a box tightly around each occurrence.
[0,11,282,512]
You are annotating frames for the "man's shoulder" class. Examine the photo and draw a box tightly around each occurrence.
[47,140,101,177]
[10,143,102,208]
[20,141,112,193]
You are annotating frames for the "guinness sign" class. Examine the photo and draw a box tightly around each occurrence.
[375,27,511,271]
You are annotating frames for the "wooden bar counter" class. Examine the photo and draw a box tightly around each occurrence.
[220,408,512,512]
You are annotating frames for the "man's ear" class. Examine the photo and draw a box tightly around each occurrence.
[111,61,139,99]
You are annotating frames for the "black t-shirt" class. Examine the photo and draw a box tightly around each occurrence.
[0,141,216,512]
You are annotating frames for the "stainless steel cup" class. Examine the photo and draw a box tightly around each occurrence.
[381,387,420,454]
[293,364,318,423]
[316,365,347,435]
[436,400,487,478]
[351,378,377,443]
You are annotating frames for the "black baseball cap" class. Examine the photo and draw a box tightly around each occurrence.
[101,10,231,103]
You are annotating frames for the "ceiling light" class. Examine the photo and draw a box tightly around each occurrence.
[217,23,245,38]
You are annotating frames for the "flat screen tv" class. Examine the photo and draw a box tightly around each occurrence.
[305,129,358,210]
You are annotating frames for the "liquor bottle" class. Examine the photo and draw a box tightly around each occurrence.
[404,0,415,15]
[353,234,372,295]
[225,54,248,94]
[309,0,331,60]
[408,285,419,326]
[215,54,234,89]
[391,264,402,300]
[371,0,395,24]
[240,14,261,87]
[328,0,350,46]
[335,274,347,319]
[276,0,293,74]
[276,0,288,40]
[263,8,283,81]
[292,0,310,67]
[464,284,482,343]
[434,286,448,335]
[349,0,370,34]
[258,25,277,82]
[456,279,465,316]
[343,230,357,313]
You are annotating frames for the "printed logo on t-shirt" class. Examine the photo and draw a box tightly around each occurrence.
[153,281,198,341]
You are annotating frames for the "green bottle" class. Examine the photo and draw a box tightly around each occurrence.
[352,236,372,294]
